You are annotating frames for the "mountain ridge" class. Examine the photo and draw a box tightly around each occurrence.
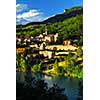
[16,6,83,27]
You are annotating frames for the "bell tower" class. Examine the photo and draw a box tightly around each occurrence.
[45,24,48,35]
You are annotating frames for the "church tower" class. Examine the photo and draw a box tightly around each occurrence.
[45,25,48,35]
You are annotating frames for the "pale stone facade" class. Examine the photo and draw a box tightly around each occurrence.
[45,45,77,51]
[54,33,58,42]
[44,35,54,42]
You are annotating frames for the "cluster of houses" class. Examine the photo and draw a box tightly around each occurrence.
[36,33,59,42]
[16,25,78,59]
[16,31,71,48]
[16,26,60,47]
[16,36,36,45]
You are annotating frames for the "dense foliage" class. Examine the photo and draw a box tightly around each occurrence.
[53,47,83,78]
[16,47,83,78]
[16,53,42,72]
[47,15,83,45]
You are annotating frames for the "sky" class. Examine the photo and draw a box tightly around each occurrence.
[16,0,83,25]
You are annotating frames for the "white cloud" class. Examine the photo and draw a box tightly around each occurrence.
[16,9,41,19]
[16,4,27,13]
[16,9,48,25]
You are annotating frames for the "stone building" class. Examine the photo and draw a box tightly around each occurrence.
[63,40,71,45]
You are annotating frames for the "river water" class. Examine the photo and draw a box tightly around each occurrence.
[16,72,82,100]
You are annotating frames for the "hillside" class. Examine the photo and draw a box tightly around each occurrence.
[16,6,83,27]
[43,6,83,24]
[16,6,83,46]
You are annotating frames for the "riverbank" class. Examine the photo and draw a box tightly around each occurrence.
[16,67,83,79]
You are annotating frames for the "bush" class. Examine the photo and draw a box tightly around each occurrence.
[31,63,42,72]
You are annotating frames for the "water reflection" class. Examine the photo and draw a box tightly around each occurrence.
[16,72,81,100]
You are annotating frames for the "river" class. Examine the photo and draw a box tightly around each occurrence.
[16,72,82,100]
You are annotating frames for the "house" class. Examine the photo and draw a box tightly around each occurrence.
[39,34,44,38]
[35,36,40,41]
[54,33,58,42]
[44,34,54,42]
[39,50,53,59]
[16,38,22,45]
[40,42,47,50]
[45,45,77,51]
[16,48,25,54]
[63,40,71,46]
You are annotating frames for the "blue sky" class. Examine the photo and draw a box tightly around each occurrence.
[16,0,83,25]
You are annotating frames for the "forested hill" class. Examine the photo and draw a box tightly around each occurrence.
[16,6,83,27]
[16,6,83,46]
[43,6,83,24]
